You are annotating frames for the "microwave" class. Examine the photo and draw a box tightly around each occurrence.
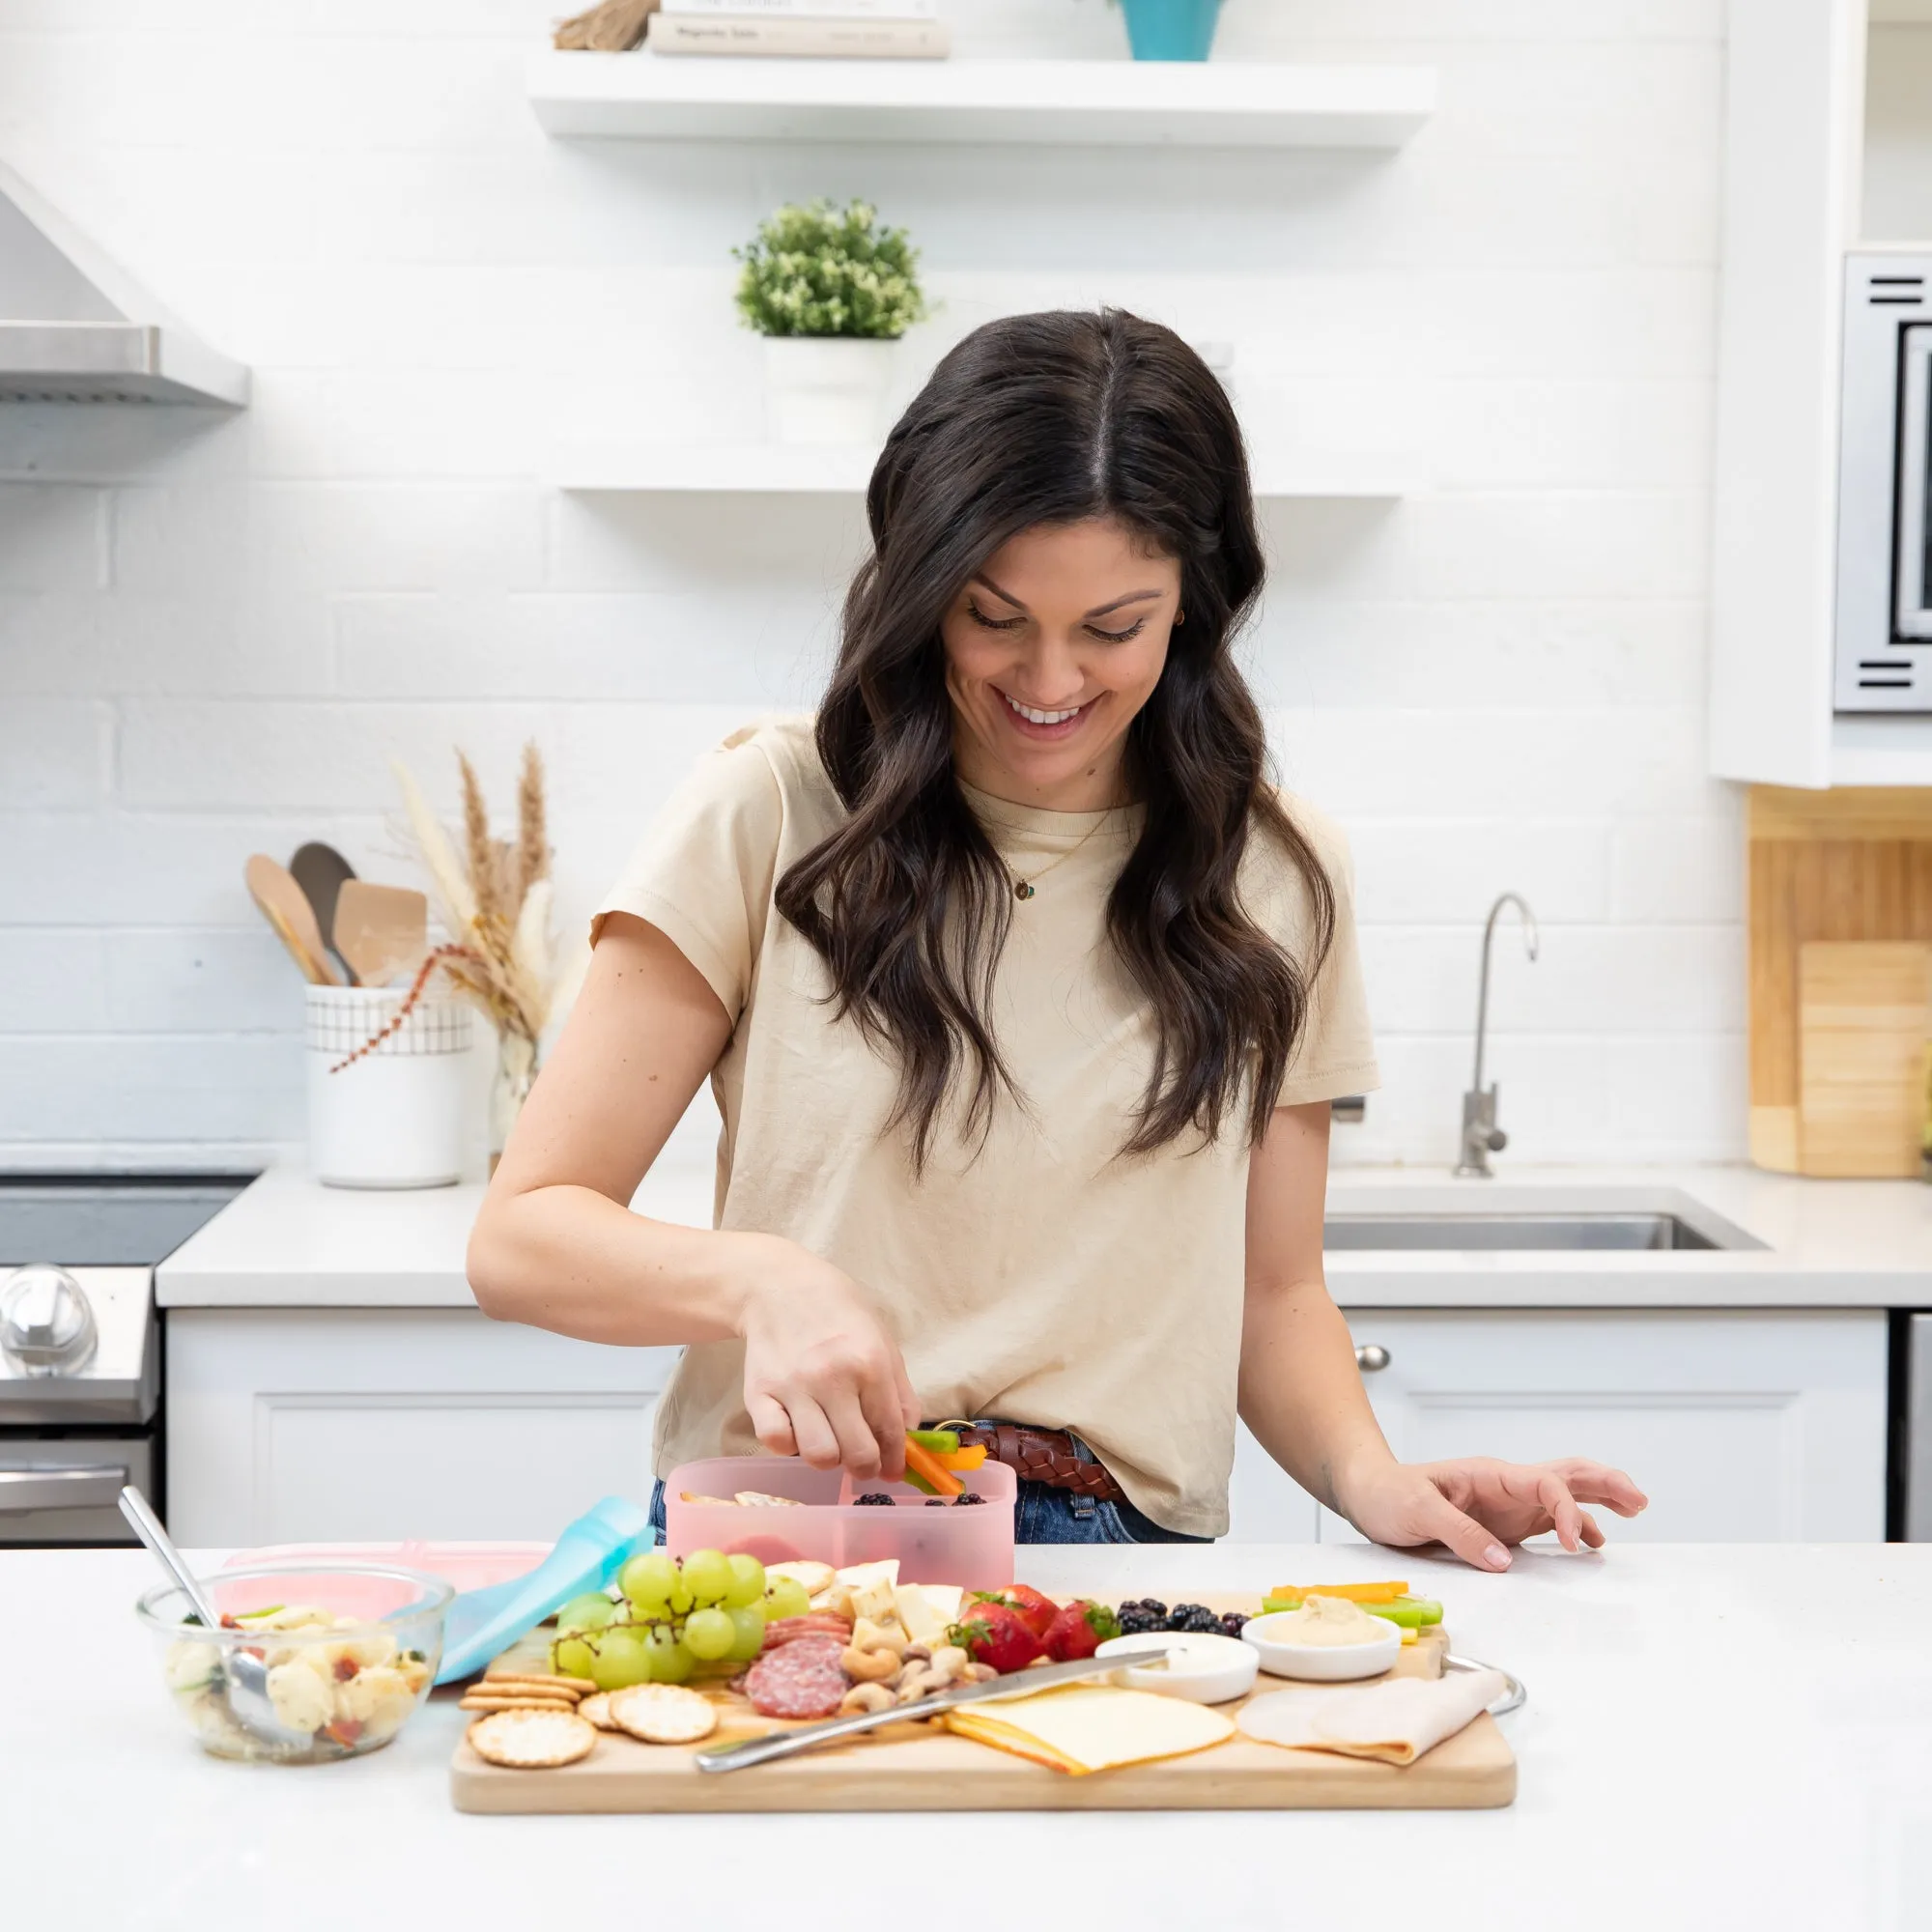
[1838,254,1932,711]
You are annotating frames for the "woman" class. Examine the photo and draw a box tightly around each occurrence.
[469,309,1646,1561]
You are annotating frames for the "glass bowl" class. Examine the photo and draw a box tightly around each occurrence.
[135,1561,454,1764]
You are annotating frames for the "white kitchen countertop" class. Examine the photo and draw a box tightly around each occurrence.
[9,1541,1931,1928]
[156,1160,1932,1309]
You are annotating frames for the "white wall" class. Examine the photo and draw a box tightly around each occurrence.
[0,0,1738,1172]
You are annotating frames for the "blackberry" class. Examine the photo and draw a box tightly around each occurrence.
[1218,1611,1250,1639]
[954,1492,986,1505]
[924,1498,948,1507]
[1167,1603,1223,1634]
[1116,1606,1165,1636]
[852,1492,895,1506]
[1122,1597,1168,1621]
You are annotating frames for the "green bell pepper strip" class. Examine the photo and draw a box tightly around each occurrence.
[906,1429,961,1455]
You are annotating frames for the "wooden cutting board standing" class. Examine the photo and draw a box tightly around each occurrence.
[1747,785,1932,1172]
[449,1602,1516,1814]
[1798,942,1932,1178]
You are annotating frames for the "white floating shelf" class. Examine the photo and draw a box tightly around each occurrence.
[526,51,1436,150]
[548,442,1421,499]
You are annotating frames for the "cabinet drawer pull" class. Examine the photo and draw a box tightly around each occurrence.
[1354,1344,1391,1373]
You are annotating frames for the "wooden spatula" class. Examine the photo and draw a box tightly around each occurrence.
[244,854,340,985]
[333,880,428,988]
[288,841,358,984]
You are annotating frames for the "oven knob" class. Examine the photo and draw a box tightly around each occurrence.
[0,1264,99,1378]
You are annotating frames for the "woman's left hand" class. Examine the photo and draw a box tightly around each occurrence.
[1339,1456,1650,1572]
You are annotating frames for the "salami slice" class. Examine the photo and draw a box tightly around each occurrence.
[761,1615,853,1646]
[745,1636,849,1720]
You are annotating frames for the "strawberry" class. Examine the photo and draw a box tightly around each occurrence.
[1042,1600,1122,1662]
[977,1583,1059,1640]
[951,1602,1045,1675]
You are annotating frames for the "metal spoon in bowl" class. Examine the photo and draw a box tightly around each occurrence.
[118,1485,312,1752]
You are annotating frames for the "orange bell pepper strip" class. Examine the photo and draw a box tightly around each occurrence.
[901,1434,966,1497]
[934,1444,987,1472]
[1267,1580,1408,1605]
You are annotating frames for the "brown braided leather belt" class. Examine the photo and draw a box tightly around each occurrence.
[948,1423,1122,1502]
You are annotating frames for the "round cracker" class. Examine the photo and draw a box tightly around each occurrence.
[577,1690,621,1732]
[468,1708,597,1769]
[608,1682,719,1746]
[460,1694,579,1714]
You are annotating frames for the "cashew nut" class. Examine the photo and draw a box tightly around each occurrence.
[928,1644,970,1684]
[962,1661,998,1683]
[841,1644,900,1682]
[894,1664,950,1703]
[838,1682,896,1716]
[900,1643,931,1664]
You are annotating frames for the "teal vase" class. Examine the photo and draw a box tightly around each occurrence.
[1120,0,1223,61]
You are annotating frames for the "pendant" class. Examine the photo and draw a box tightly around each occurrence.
[1014,880,1036,900]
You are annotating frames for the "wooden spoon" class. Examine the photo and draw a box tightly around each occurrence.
[332,880,428,988]
[244,854,340,985]
[288,841,358,983]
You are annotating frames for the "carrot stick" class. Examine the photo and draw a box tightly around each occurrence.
[902,1434,965,1497]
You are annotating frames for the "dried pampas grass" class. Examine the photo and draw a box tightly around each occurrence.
[391,744,576,1056]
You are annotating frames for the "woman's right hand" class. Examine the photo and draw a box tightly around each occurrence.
[735,1237,921,1484]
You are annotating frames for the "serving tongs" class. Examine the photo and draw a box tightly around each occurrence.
[695,1645,1179,1774]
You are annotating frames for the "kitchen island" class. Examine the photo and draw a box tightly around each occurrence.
[9,1541,1931,1928]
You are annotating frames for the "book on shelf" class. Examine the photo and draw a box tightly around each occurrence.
[646,14,949,55]
[662,0,937,16]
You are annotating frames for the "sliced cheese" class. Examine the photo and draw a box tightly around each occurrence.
[894,1582,963,1647]
[765,1560,834,1598]
[944,1686,1234,1776]
[834,1559,900,1626]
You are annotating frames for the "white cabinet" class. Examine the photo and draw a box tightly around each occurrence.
[1308,1309,1889,1543]
[165,1309,678,1547]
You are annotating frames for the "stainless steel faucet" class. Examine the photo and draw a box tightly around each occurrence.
[1455,892,1539,1178]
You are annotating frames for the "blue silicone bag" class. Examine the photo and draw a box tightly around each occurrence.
[434,1494,653,1686]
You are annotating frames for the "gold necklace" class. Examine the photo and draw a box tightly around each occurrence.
[1007,812,1107,900]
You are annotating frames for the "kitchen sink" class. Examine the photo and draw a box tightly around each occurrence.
[1322,1211,1749,1253]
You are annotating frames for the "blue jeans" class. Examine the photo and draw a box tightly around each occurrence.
[645,1431,1210,1547]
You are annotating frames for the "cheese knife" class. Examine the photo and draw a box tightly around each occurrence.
[694,1645,1178,1774]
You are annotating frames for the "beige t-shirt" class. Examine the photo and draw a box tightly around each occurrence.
[592,716,1378,1536]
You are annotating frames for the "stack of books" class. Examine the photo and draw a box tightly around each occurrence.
[647,0,949,60]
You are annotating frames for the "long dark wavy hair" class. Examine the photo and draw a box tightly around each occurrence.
[774,309,1335,1170]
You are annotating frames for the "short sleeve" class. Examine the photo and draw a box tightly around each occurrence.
[590,730,785,1021]
[1266,800,1381,1109]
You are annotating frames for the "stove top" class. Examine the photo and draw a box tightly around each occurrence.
[0,1175,252,1268]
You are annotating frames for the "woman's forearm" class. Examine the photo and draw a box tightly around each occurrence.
[468,1183,780,1348]
[1236,1273,1398,1520]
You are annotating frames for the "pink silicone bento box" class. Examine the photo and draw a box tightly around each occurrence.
[664,1457,1015,1591]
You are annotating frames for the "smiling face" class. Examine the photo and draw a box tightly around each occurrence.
[940,517,1182,811]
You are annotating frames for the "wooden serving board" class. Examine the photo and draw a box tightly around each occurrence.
[449,1599,1516,1814]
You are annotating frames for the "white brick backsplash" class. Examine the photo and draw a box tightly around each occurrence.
[0,700,111,808]
[1249,599,1708,711]
[0,483,105,590]
[1342,819,1613,926]
[0,0,1747,1164]
[1609,810,1746,924]
[0,1036,304,1145]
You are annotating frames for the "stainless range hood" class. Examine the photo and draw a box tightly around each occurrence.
[0,159,247,407]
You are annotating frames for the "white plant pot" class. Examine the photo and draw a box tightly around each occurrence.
[763,335,896,446]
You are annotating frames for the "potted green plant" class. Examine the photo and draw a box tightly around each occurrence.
[733,198,926,446]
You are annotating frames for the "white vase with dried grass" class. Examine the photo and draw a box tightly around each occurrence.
[390,743,582,1171]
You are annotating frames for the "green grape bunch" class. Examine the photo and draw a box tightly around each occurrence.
[550,1548,797,1691]
[732,198,927,341]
